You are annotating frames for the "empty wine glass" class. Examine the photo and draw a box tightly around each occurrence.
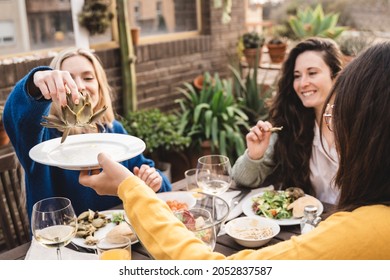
[174,208,216,250]
[196,155,232,196]
[31,197,77,260]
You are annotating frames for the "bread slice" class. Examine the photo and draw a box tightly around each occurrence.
[287,196,320,218]
[106,222,137,243]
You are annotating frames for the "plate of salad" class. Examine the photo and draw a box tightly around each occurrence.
[242,188,323,226]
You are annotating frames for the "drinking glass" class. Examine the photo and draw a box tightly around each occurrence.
[196,155,232,196]
[184,168,205,200]
[174,208,216,250]
[31,197,77,260]
[96,236,132,260]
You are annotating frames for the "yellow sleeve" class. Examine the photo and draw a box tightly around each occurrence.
[117,176,226,260]
[118,177,390,260]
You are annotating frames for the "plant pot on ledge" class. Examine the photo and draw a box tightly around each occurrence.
[267,42,287,64]
[243,48,263,68]
[0,122,10,147]
[241,31,265,68]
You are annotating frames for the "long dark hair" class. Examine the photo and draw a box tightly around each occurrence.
[324,42,390,211]
[269,38,342,195]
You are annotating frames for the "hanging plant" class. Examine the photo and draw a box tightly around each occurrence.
[78,0,114,36]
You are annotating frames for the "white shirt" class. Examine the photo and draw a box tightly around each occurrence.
[310,123,339,204]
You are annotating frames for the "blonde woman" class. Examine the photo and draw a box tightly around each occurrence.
[3,47,171,219]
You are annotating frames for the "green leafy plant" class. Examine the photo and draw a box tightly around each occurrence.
[288,4,347,40]
[78,0,114,35]
[337,33,373,57]
[121,109,191,163]
[229,63,274,126]
[242,31,265,49]
[175,72,250,163]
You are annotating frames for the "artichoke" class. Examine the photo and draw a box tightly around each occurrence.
[41,91,107,143]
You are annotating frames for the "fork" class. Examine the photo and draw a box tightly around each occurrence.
[230,188,251,207]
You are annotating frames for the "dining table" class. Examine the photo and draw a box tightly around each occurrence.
[0,178,334,260]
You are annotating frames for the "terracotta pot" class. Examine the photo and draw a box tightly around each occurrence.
[130,27,140,46]
[267,43,287,64]
[193,75,204,90]
[243,48,262,68]
[0,123,10,146]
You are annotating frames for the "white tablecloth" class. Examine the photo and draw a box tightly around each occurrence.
[25,239,98,260]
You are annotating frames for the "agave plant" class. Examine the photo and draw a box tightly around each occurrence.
[288,4,347,40]
[41,91,107,143]
[175,72,250,163]
[229,62,275,126]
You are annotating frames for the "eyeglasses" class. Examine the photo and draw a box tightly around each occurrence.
[323,103,334,131]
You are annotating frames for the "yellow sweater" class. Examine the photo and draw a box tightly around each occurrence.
[118,176,390,260]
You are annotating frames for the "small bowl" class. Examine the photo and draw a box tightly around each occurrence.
[157,191,197,209]
[225,216,280,248]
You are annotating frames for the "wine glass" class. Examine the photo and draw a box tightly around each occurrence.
[31,197,77,260]
[174,208,216,250]
[196,155,232,196]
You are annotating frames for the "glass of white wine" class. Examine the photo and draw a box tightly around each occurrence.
[31,197,77,260]
[196,155,232,196]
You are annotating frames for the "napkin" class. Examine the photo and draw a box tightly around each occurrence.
[25,239,98,260]
[219,190,240,206]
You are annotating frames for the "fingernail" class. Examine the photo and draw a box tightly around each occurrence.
[74,99,79,104]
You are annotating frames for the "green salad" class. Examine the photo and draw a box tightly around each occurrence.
[251,188,303,219]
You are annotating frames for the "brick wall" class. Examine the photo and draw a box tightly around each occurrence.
[0,1,246,116]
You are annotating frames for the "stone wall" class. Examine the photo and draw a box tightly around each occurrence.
[0,1,246,116]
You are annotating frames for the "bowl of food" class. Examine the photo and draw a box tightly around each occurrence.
[225,216,280,248]
[159,191,229,236]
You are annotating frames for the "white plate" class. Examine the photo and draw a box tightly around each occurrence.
[242,192,324,226]
[72,210,138,250]
[157,191,197,209]
[29,133,145,170]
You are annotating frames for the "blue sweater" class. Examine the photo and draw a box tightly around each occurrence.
[3,66,172,219]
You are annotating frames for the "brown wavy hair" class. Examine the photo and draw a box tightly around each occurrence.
[269,38,342,195]
[323,42,390,211]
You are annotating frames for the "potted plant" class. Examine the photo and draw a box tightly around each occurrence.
[78,0,114,36]
[266,25,289,64]
[121,108,191,182]
[288,4,347,40]
[266,37,288,64]
[0,104,10,146]
[175,72,250,165]
[240,31,265,68]
[229,62,275,127]
[337,33,373,65]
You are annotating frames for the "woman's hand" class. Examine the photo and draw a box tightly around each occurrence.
[246,120,274,160]
[32,70,79,106]
[79,153,133,196]
[133,165,163,192]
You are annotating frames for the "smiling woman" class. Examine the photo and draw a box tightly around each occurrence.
[232,37,342,205]
[3,46,172,221]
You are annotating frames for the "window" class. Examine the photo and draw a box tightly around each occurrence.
[0,0,200,58]
[129,0,200,42]
[0,21,15,47]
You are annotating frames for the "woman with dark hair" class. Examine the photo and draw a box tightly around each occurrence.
[79,41,390,259]
[232,37,342,204]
